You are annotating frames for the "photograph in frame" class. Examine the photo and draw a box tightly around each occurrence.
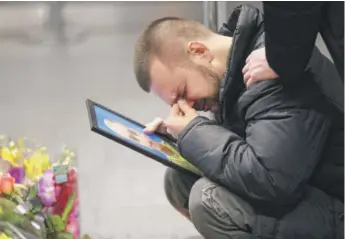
[86,99,202,177]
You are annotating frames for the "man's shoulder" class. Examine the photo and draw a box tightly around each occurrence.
[238,80,283,109]
[217,4,264,37]
[237,80,312,120]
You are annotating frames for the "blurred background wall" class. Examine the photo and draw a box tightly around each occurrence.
[0,2,331,239]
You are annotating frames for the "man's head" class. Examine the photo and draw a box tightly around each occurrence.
[133,17,232,112]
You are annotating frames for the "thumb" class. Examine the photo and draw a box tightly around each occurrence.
[169,104,182,117]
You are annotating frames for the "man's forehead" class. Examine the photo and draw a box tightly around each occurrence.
[150,58,177,105]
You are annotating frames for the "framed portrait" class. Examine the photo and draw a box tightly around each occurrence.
[86,99,202,177]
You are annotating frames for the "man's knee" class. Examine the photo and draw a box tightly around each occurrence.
[188,177,225,237]
[164,168,183,208]
[188,177,254,239]
[164,168,198,217]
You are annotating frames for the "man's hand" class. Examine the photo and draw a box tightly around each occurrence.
[143,117,168,135]
[242,47,279,87]
[165,100,199,138]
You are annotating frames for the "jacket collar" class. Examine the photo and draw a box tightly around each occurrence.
[217,4,264,122]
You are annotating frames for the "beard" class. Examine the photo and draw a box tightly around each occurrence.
[192,63,222,112]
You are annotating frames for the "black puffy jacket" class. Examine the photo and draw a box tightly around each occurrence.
[263,2,344,83]
[177,5,344,216]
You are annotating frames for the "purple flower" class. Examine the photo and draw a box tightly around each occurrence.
[37,169,57,207]
[8,167,25,183]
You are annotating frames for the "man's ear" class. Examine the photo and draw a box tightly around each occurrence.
[187,41,213,62]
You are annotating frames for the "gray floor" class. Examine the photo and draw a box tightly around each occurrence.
[0,2,331,239]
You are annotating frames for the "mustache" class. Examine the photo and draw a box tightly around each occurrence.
[193,100,205,110]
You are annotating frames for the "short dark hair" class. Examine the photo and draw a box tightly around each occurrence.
[133,17,212,92]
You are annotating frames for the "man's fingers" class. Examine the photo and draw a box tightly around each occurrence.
[144,117,164,133]
[177,99,192,114]
[170,104,182,117]
[145,117,163,127]
[243,71,251,83]
[246,77,254,88]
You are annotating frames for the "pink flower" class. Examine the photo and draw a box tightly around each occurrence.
[65,197,80,238]
[66,217,80,238]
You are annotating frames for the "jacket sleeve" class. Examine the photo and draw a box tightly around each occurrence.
[263,2,324,85]
[177,82,331,206]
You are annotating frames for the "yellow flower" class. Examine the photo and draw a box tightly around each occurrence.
[0,233,12,239]
[23,148,51,181]
[0,141,24,167]
[0,148,18,167]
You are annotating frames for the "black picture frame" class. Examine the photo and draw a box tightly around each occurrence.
[85,99,201,178]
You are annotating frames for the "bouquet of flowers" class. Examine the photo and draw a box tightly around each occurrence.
[0,136,91,239]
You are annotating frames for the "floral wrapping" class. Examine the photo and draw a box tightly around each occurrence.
[0,136,90,239]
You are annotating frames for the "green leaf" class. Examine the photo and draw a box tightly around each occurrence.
[0,210,43,237]
[51,215,65,232]
[55,231,74,239]
[26,184,38,201]
[12,194,24,205]
[61,192,75,224]
[45,210,55,233]
[30,205,43,214]
[24,211,35,221]
[0,198,17,211]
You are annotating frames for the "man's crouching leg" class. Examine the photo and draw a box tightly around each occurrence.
[164,168,254,238]
[164,168,199,219]
[189,177,255,239]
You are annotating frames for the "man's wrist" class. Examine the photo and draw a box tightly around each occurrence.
[177,116,209,147]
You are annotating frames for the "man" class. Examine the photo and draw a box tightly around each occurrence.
[133,4,343,239]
